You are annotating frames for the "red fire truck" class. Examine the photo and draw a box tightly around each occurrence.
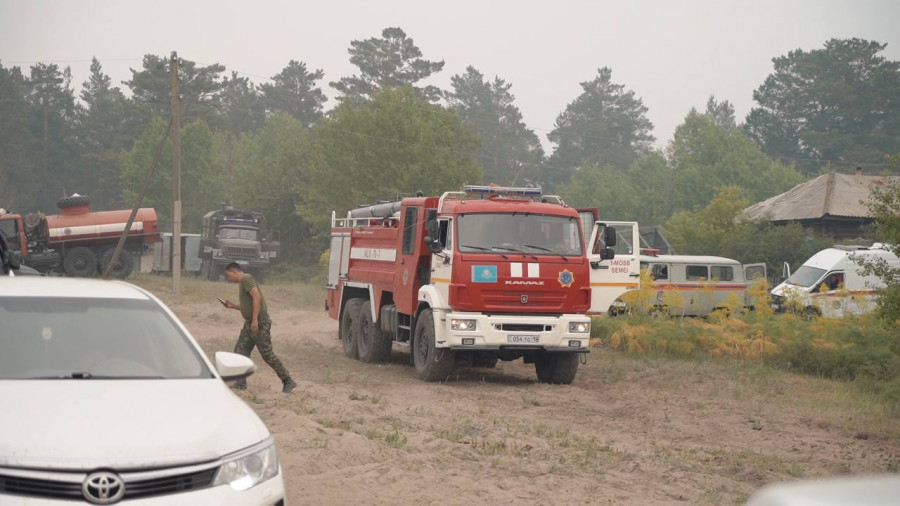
[326,185,639,383]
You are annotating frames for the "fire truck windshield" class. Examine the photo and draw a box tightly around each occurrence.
[457,213,582,256]
[218,227,258,241]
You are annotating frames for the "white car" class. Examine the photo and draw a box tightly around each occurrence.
[0,277,286,505]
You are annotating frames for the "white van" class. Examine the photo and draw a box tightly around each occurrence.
[771,244,899,317]
[613,253,766,316]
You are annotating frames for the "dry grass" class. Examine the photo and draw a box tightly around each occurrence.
[129,272,324,309]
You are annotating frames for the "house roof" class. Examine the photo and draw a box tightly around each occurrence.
[742,172,900,222]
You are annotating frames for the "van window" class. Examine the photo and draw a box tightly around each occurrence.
[814,272,844,292]
[651,264,669,280]
[710,265,734,281]
[686,265,708,281]
[787,265,826,288]
[745,265,766,281]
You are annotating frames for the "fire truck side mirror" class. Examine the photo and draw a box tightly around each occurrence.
[603,226,617,247]
[600,247,616,261]
[424,236,442,254]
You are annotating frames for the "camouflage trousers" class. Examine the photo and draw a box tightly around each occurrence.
[233,314,292,383]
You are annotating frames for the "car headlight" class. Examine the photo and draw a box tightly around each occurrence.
[568,322,590,333]
[450,319,477,331]
[213,438,279,491]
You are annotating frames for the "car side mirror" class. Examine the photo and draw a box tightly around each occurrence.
[600,247,615,260]
[215,351,257,381]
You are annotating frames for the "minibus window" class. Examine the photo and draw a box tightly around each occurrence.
[710,266,734,281]
[651,264,669,280]
[686,265,708,281]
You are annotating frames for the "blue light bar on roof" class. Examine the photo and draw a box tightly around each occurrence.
[464,185,543,196]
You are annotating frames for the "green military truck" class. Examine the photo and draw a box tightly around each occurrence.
[199,206,278,282]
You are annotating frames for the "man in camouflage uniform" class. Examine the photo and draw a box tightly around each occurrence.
[222,262,297,393]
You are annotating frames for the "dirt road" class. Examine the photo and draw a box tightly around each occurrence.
[157,288,899,505]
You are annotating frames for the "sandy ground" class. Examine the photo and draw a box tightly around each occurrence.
[155,289,899,505]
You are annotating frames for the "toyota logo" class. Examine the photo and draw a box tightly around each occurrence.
[521,295,528,303]
[82,471,125,504]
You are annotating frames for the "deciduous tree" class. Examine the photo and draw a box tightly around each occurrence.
[668,110,803,212]
[302,86,480,226]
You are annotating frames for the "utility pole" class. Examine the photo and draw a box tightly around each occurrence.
[171,51,182,294]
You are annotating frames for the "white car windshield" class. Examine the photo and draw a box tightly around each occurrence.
[786,265,827,287]
[457,213,583,256]
[0,297,213,380]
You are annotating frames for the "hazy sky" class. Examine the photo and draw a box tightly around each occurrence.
[2,0,898,151]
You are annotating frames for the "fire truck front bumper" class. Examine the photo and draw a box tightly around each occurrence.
[435,312,591,352]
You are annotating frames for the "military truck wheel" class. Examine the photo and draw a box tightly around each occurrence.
[340,298,363,359]
[99,248,134,278]
[534,352,580,384]
[63,247,98,277]
[357,300,392,363]
[57,195,91,209]
[413,309,455,381]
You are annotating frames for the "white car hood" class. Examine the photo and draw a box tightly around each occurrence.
[0,380,270,470]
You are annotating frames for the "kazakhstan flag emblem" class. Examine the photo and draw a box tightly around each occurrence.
[472,265,498,283]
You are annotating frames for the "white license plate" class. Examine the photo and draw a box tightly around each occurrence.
[507,334,539,344]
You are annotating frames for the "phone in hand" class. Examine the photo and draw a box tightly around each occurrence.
[217,297,227,306]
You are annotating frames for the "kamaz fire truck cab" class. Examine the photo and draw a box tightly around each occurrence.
[326,185,639,384]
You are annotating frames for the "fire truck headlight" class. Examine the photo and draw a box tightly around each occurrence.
[450,319,477,331]
[568,322,590,333]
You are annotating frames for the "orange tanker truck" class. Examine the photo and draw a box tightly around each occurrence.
[0,194,161,278]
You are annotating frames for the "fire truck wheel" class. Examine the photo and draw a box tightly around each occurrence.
[340,298,363,359]
[357,300,391,363]
[534,353,580,384]
[100,248,134,278]
[413,309,455,381]
[57,195,91,209]
[63,247,98,277]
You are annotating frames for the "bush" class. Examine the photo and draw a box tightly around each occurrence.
[592,308,900,406]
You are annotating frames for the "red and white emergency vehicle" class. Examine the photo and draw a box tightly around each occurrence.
[326,185,639,383]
